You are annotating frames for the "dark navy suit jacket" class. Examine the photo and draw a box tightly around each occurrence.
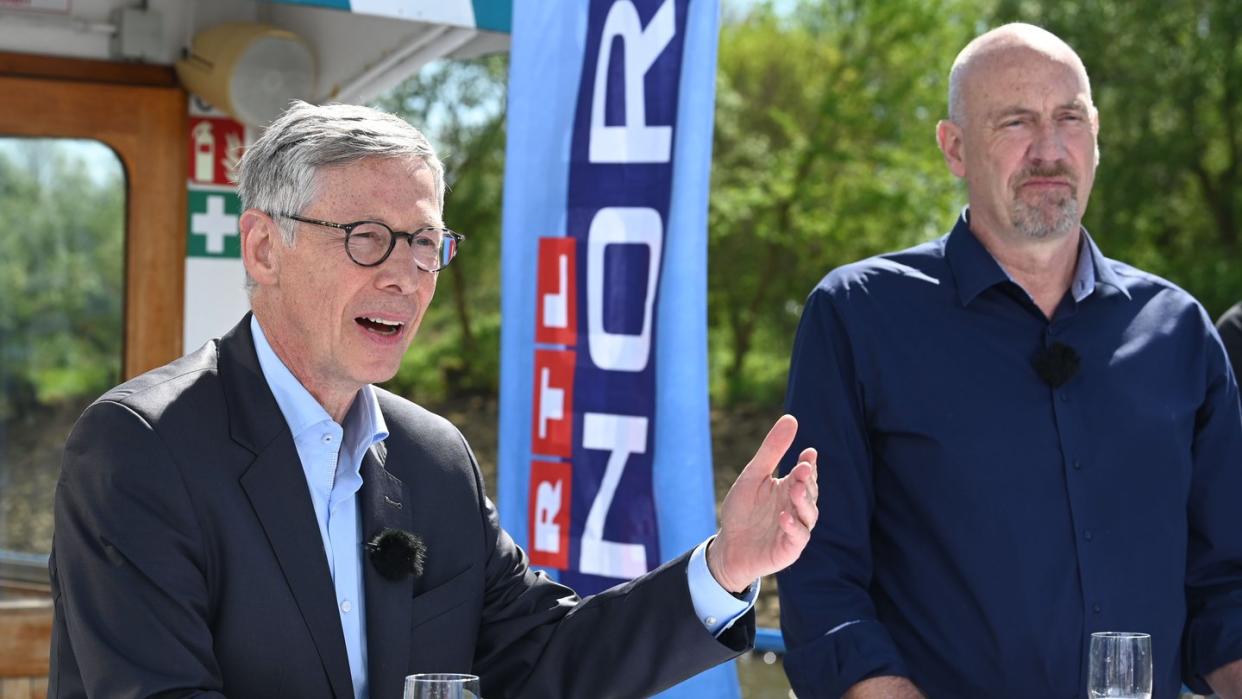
[49,316,752,698]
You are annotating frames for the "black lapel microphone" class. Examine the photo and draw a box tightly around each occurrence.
[1032,342,1080,388]
[365,528,427,581]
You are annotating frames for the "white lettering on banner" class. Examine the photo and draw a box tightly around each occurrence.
[192,195,239,254]
[586,207,663,372]
[534,479,564,554]
[536,367,566,440]
[588,0,675,163]
[579,413,649,578]
[543,253,570,329]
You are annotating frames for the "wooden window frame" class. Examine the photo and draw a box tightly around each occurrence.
[0,51,187,378]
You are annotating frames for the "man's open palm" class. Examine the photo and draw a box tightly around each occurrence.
[707,415,819,593]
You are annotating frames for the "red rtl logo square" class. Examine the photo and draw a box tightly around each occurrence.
[528,459,572,570]
[536,237,577,346]
[531,349,574,458]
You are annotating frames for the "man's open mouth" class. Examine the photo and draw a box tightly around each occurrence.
[356,316,404,336]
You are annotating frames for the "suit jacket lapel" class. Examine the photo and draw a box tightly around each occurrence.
[361,442,414,699]
[221,314,355,699]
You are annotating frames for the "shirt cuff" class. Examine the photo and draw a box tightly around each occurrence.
[686,538,759,636]
[1183,604,1242,693]
[783,619,909,699]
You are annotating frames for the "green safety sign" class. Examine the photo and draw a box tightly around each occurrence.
[187,189,242,258]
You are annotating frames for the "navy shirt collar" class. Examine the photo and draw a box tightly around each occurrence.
[944,208,1131,307]
[1085,230,1131,300]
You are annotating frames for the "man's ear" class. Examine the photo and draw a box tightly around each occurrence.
[1091,107,1101,166]
[240,209,282,287]
[936,119,967,178]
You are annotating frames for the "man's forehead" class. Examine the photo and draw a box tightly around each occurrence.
[311,158,443,221]
[966,48,1091,107]
[320,154,430,177]
[974,43,1084,77]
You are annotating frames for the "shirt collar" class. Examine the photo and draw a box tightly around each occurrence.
[945,209,1011,307]
[1081,229,1131,300]
[1067,233,1096,303]
[346,383,389,456]
[945,207,1129,307]
[250,315,388,449]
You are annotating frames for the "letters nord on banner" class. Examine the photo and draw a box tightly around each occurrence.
[526,0,689,593]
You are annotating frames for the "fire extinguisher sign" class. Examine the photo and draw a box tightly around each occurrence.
[187,115,246,187]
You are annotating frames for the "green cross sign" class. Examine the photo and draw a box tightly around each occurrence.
[188,189,242,258]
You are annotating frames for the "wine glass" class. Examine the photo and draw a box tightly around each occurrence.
[1088,632,1152,699]
[403,673,481,699]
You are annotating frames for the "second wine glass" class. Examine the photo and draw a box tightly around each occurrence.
[1088,631,1152,699]
[402,673,481,699]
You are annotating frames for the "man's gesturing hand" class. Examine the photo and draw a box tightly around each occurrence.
[706,414,818,593]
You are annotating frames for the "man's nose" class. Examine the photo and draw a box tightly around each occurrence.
[1028,120,1068,163]
[374,238,425,293]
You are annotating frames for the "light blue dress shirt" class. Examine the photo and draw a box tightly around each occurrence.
[251,317,753,699]
[252,317,386,699]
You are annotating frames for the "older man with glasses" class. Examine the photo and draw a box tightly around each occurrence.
[48,101,819,699]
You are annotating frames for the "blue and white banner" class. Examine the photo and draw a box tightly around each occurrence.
[499,0,730,695]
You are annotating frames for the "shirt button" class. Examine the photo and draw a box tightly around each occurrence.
[340,599,352,613]
[1059,392,1069,402]
[704,616,717,626]
[322,434,333,444]
[1084,530,1093,541]
[1093,603,1101,614]
[1072,459,1082,470]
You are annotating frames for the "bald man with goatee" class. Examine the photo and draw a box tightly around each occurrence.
[776,23,1242,699]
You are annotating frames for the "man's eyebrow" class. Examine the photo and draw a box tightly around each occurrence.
[989,106,1039,122]
[355,214,445,229]
[988,100,1091,123]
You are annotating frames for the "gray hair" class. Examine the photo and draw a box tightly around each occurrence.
[946,23,1093,125]
[238,100,445,244]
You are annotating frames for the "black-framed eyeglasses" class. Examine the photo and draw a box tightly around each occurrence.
[278,213,464,272]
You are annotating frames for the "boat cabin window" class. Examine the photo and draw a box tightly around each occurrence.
[0,137,125,574]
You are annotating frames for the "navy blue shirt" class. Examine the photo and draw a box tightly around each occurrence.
[777,212,1242,699]
[1218,301,1242,379]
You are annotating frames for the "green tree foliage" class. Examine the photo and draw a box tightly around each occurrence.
[0,139,125,553]
[992,0,1242,317]
[710,0,977,403]
[371,55,509,400]
[0,140,124,419]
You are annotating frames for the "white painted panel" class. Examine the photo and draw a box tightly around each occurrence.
[183,257,250,355]
[350,0,475,27]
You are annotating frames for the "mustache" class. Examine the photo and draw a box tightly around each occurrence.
[1013,164,1078,188]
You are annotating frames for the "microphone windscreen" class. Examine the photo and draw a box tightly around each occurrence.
[366,528,426,581]
[1032,342,1080,389]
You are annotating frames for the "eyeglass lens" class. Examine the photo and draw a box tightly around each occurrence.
[346,223,455,270]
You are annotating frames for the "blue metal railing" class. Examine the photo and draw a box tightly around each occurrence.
[0,549,49,584]
[755,626,784,653]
